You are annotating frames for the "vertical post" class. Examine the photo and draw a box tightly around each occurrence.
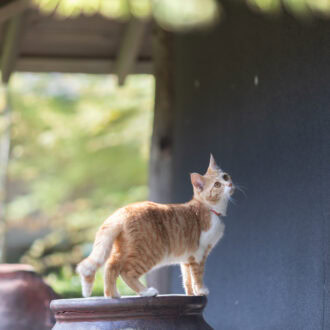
[147,27,175,293]
[1,13,25,84]
[0,85,11,263]
[0,11,25,262]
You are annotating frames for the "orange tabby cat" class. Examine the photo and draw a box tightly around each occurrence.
[77,155,234,298]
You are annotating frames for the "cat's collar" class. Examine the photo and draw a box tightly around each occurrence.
[210,209,223,217]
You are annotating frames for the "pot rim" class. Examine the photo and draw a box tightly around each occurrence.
[51,295,208,321]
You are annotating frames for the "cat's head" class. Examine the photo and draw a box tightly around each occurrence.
[190,154,234,211]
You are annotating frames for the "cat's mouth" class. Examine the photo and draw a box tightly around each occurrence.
[223,185,234,197]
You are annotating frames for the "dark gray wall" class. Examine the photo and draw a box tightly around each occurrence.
[168,3,330,329]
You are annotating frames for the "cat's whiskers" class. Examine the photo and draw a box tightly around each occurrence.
[233,183,247,198]
[228,195,237,205]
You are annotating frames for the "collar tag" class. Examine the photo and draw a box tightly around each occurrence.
[210,209,222,217]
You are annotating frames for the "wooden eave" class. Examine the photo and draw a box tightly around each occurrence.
[0,1,153,82]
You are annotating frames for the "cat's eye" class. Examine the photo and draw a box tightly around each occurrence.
[222,174,229,181]
[214,181,221,188]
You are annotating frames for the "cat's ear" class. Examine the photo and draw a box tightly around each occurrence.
[191,173,205,191]
[207,153,220,173]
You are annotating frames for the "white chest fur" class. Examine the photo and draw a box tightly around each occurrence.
[153,213,225,269]
[195,213,225,262]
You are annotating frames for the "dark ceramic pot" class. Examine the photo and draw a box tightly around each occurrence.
[51,295,213,330]
[0,264,59,330]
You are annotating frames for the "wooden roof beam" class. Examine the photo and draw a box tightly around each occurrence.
[115,17,148,85]
[0,0,29,24]
[1,11,26,84]
[15,57,152,74]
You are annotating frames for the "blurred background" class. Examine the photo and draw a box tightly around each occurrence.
[1,0,330,329]
[5,73,154,297]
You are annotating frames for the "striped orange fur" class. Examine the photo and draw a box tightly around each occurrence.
[76,154,234,298]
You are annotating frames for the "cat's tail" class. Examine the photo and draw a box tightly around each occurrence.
[76,219,122,297]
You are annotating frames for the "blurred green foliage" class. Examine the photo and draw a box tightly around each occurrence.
[7,73,154,296]
[247,0,330,17]
[33,0,221,32]
[32,0,330,32]
[33,0,152,18]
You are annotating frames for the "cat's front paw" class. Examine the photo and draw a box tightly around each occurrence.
[194,286,209,296]
[140,287,159,297]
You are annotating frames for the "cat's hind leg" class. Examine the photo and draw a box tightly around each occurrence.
[104,254,122,298]
[121,270,158,297]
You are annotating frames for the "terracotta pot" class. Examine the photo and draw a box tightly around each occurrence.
[51,295,213,329]
[0,264,59,330]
